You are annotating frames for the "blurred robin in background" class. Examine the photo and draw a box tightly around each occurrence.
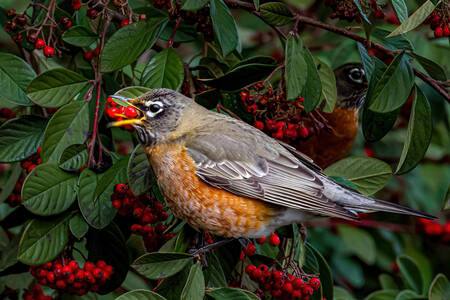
[110,88,432,239]
[296,63,367,168]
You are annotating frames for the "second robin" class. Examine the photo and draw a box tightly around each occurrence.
[111,89,433,238]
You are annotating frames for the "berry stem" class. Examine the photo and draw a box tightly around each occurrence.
[167,16,182,48]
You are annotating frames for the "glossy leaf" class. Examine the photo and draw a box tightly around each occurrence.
[428,273,450,300]
[301,48,322,113]
[364,290,400,300]
[142,48,184,90]
[368,52,414,113]
[338,225,376,265]
[397,255,423,294]
[387,0,438,37]
[41,101,90,163]
[181,0,209,11]
[59,144,88,172]
[304,242,333,300]
[285,34,308,100]
[379,274,399,290]
[62,25,98,47]
[0,163,21,204]
[69,213,89,239]
[391,0,408,22]
[101,19,168,72]
[324,157,392,196]
[396,86,432,174]
[259,2,293,26]
[317,59,337,113]
[0,52,35,106]
[17,215,70,265]
[128,145,153,196]
[410,52,447,81]
[116,290,167,300]
[181,264,205,300]
[114,86,152,103]
[210,0,239,57]
[204,252,227,287]
[0,116,47,163]
[371,28,414,51]
[132,252,193,279]
[207,287,260,299]
[26,68,89,108]
[22,164,78,216]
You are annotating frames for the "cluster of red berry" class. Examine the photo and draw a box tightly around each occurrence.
[417,218,450,243]
[241,233,281,258]
[111,183,174,252]
[104,97,139,131]
[30,258,113,296]
[240,83,312,142]
[0,108,15,121]
[22,285,52,300]
[245,264,320,299]
[324,0,386,22]
[424,9,450,38]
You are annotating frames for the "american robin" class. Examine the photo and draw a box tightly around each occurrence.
[296,63,367,168]
[110,88,433,238]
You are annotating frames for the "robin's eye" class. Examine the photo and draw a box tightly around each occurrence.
[149,103,161,113]
[349,68,364,83]
[144,101,164,117]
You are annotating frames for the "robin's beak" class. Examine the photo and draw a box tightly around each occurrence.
[108,95,145,127]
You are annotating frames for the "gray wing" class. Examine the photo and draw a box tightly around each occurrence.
[185,127,358,220]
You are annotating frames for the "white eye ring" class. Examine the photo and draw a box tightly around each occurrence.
[348,68,364,83]
[145,100,164,117]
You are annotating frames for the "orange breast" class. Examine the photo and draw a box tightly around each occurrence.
[296,107,359,168]
[146,143,276,237]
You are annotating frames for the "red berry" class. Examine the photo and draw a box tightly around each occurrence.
[258,264,269,272]
[374,10,385,19]
[256,237,266,244]
[72,1,82,10]
[75,269,85,282]
[107,107,119,118]
[251,268,262,280]
[272,270,283,280]
[27,165,37,173]
[239,250,245,261]
[35,38,45,49]
[93,268,104,279]
[293,277,304,289]
[83,51,93,61]
[282,281,294,293]
[62,265,72,277]
[17,15,27,26]
[271,289,282,297]
[292,290,302,298]
[56,279,66,289]
[43,262,52,269]
[245,264,256,274]
[302,285,314,296]
[66,274,75,284]
[107,97,117,106]
[46,271,55,283]
[247,104,258,114]
[245,243,256,256]
[299,126,309,138]
[131,224,143,234]
[254,121,264,131]
[434,27,443,38]
[85,271,95,284]
[92,47,100,56]
[96,260,107,268]
[84,261,95,272]
[443,25,450,37]
[6,9,16,19]
[269,233,280,246]
[69,260,79,270]
[86,8,98,19]
[124,106,138,118]
[43,46,55,58]
[112,199,122,209]
[272,129,284,139]
[120,19,130,27]
[310,277,320,290]
[139,14,147,21]
[115,183,128,194]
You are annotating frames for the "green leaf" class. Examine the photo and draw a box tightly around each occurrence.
[395,86,432,175]
[379,274,398,290]
[397,255,423,294]
[207,287,260,299]
[368,52,414,113]
[301,49,322,113]
[338,225,376,265]
[210,0,239,57]
[26,68,89,107]
[410,52,447,81]
[115,86,152,102]
[132,252,194,279]
[69,213,89,239]
[59,144,88,172]
[22,164,78,216]
[0,116,47,163]
[101,18,168,73]
[395,290,422,300]
[371,28,414,51]
[181,0,209,11]
[128,145,153,196]
[333,286,357,300]
[285,34,308,100]
[387,0,438,37]
[391,0,408,22]
[0,163,21,204]
[304,243,333,300]
[204,252,227,287]
[357,43,374,82]
[41,101,90,163]
[94,154,129,198]
[353,0,371,24]
[253,0,260,10]
[62,25,98,47]
[259,2,293,26]
[0,52,35,106]
[324,157,392,195]
[428,274,450,300]
[142,48,184,90]
[18,215,70,265]
[317,59,337,113]
[116,290,167,300]
[364,290,399,300]
[181,264,205,300]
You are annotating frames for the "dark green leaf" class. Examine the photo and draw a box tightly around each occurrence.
[101,19,168,72]
[302,49,322,113]
[324,157,392,195]
[0,234,19,272]
[334,286,357,300]
[364,290,399,300]
[0,163,21,204]
[428,273,450,300]
[115,86,152,103]
[379,274,399,290]
[207,287,260,299]
[181,264,205,300]
[395,290,423,300]
[154,265,191,299]
[182,0,209,11]
[0,116,47,163]
[128,145,153,196]
[368,52,414,113]
[396,86,432,174]
[259,2,293,26]
[142,48,184,90]
[132,252,193,279]
[357,43,374,82]
[387,0,436,37]
[26,68,89,107]
[195,89,221,109]
[69,213,89,239]
[316,59,337,113]
[285,34,308,100]
[410,52,447,81]
[0,52,35,106]
[204,252,227,287]
[17,215,70,265]
[94,154,129,198]
[391,0,408,22]
[304,243,333,300]
[210,0,239,57]
[338,225,376,265]
[59,144,88,172]
[397,255,423,294]
[253,0,260,10]
[353,0,371,24]
[371,28,414,51]
[62,25,98,47]
[115,290,167,300]
[22,164,78,216]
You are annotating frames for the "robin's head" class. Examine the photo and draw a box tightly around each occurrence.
[110,88,193,145]
[334,63,367,109]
